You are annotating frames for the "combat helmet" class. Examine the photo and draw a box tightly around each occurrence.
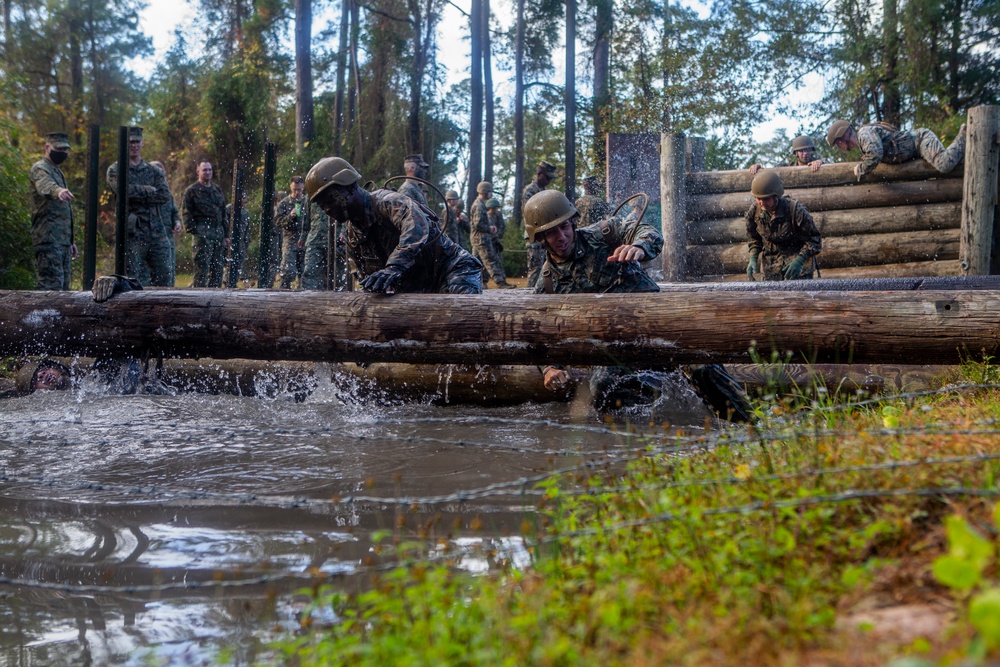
[750,170,784,199]
[485,198,500,209]
[523,190,578,242]
[826,120,852,146]
[476,181,493,194]
[444,189,460,200]
[305,157,362,200]
[790,135,815,152]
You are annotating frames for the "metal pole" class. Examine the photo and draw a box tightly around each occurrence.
[114,126,129,276]
[83,124,100,290]
[229,160,245,288]
[258,142,277,287]
[564,0,576,200]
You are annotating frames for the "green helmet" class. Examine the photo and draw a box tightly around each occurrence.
[476,181,493,194]
[790,135,815,152]
[485,198,500,209]
[305,157,362,199]
[523,190,577,242]
[826,120,852,146]
[444,189,460,200]
[750,170,784,198]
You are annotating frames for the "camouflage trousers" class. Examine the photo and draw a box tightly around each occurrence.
[301,238,349,290]
[165,239,176,287]
[34,243,72,290]
[525,240,546,289]
[279,233,301,288]
[471,231,507,285]
[127,233,173,287]
[762,252,815,282]
[192,230,226,288]
[913,128,966,174]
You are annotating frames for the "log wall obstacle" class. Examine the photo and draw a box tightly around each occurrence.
[658,107,1000,281]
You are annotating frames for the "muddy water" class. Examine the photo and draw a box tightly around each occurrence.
[0,369,659,666]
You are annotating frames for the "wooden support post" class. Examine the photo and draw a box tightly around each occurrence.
[686,137,706,172]
[960,105,1000,275]
[660,132,687,281]
[82,124,100,291]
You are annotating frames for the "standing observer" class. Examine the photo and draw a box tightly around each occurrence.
[29,132,77,290]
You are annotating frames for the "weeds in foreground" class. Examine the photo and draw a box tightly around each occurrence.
[266,364,1000,667]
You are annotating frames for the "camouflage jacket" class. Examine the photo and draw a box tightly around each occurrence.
[275,195,307,236]
[536,216,663,294]
[574,194,612,228]
[521,180,544,240]
[488,209,506,238]
[442,205,471,249]
[301,203,339,248]
[107,159,171,234]
[29,156,74,247]
[345,188,473,293]
[745,196,822,261]
[182,181,227,237]
[397,179,428,208]
[470,198,491,236]
[856,124,917,176]
[157,191,180,240]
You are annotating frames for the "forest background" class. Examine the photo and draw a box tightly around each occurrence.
[0,0,996,288]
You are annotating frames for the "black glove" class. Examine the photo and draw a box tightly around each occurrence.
[360,266,404,294]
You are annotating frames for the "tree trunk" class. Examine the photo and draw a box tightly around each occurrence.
[294,0,314,153]
[348,0,360,157]
[87,0,104,126]
[947,0,964,113]
[333,0,349,153]
[513,0,525,227]
[483,0,494,182]
[881,0,900,126]
[564,0,576,200]
[68,0,83,143]
[468,0,483,212]
[407,0,424,154]
[4,286,1000,366]
[592,0,611,177]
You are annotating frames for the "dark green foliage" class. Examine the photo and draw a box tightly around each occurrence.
[0,113,35,289]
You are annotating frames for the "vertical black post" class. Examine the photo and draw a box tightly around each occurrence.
[114,126,129,276]
[258,142,277,287]
[83,124,100,290]
[564,0,576,200]
[326,211,334,291]
[228,160,245,288]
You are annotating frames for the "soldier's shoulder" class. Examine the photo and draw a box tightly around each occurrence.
[29,158,52,176]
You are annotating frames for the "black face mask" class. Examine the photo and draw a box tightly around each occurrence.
[49,150,68,165]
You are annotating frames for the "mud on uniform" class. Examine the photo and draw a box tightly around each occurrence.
[745,195,822,281]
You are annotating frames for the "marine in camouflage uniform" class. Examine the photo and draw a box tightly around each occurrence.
[470,182,512,288]
[274,176,307,289]
[827,119,966,179]
[441,189,471,251]
[107,128,173,286]
[30,132,77,290]
[521,160,557,288]
[574,176,612,228]
[305,157,483,295]
[748,135,824,175]
[183,161,229,288]
[149,162,181,287]
[745,170,821,282]
[397,154,430,208]
[225,198,251,286]
[300,202,348,290]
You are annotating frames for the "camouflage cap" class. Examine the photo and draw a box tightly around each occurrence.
[826,120,852,146]
[537,160,557,175]
[404,153,430,168]
[128,127,144,142]
[485,198,500,209]
[45,132,70,149]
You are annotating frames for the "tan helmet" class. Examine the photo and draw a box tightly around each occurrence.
[305,157,362,199]
[476,181,493,194]
[750,170,784,199]
[444,189,460,200]
[523,189,578,241]
[790,135,815,152]
[826,120,852,146]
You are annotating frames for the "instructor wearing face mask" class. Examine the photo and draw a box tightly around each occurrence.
[29,132,78,290]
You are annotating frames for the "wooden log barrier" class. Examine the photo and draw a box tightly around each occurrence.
[687,228,959,276]
[688,178,964,220]
[697,261,962,282]
[687,201,962,246]
[688,160,963,195]
[2,287,1000,366]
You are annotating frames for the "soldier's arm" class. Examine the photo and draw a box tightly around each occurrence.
[745,203,763,254]
[274,199,294,230]
[30,163,68,199]
[857,126,884,176]
[794,204,822,257]
[613,215,663,261]
[182,187,197,233]
[379,191,434,272]
[146,168,171,207]
[471,202,490,234]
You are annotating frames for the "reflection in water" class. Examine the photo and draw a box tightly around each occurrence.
[0,366,693,665]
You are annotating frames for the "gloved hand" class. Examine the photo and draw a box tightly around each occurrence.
[853,163,865,181]
[360,266,404,294]
[783,255,807,280]
[746,252,759,281]
[92,274,142,302]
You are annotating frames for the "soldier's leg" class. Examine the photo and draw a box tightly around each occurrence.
[126,238,152,286]
[166,240,176,287]
[481,239,508,284]
[148,236,173,287]
[192,233,210,287]
[442,253,485,294]
[207,237,226,288]
[301,241,328,290]
[34,244,66,290]
[914,127,966,174]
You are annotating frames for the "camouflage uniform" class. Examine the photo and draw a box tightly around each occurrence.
[225,203,251,286]
[470,197,507,285]
[574,194,612,228]
[155,188,181,287]
[301,204,348,290]
[183,180,228,288]
[397,179,428,208]
[856,124,965,177]
[107,159,173,286]
[344,189,482,294]
[442,204,471,251]
[521,180,547,288]
[745,196,822,281]
[29,155,74,290]
[275,194,307,288]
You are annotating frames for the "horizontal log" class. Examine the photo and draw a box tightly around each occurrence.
[688,160,964,195]
[689,179,963,220]
[687,229,959,276]
[727,363,954,393]
[687,201,961,246]
[2,287,1000,366]
[693,260,964,282]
